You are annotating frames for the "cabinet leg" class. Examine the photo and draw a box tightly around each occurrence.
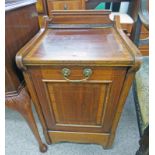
[43,129,51,145]
[105,133,115,149]
[6,87,48,153]
[22,102,48,153]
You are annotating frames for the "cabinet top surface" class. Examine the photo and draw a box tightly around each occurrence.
[24,27,134,66]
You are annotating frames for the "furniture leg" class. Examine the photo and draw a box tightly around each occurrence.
[6,87,48,153]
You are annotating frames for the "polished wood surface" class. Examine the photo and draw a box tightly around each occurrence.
[5,86,47,152]
[24,28,133,65]
[29,66,126,134]
[5,1,39,94]
[5,1,47,152]
[16,11,141,148]
[47,0,85,11]
[36,0,134,36]
[49,10,113,23]
[36,0,48,14]
[49,131,110,147]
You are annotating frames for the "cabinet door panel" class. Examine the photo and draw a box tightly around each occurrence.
[43,81,112,126]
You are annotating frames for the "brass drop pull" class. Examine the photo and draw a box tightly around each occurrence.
[64,3,68,10]
[62,68,71,77]
[83,68,92,77]
[61,68,92,82]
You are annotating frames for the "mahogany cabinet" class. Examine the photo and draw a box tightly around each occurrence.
[5,0,47,152]
[16,11,141,148]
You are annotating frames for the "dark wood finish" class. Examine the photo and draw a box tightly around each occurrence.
[16,11,141,148]
[5,0,40,93]
[5,0,47,152]
[6,86,47,152]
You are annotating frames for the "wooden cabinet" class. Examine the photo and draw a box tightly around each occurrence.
[47,0,85,15]
[16,11,141,148]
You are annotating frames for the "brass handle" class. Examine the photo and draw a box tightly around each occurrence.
[64,3,68,10]
[61,68,92,82]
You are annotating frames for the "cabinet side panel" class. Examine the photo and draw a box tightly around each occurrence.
[5,4,39,92]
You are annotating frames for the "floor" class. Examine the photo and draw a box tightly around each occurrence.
[5,89,140,155]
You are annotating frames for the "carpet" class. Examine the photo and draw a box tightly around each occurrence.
[5,89,139,155]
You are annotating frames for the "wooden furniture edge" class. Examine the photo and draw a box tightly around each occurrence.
[5,81,25,97]
[114,15,142,72]
[107,66,137,147]
[48,130,110,147]
[15,15,52,144]
[16,12,139,67]
[15,16,51,71]
[5,0,37,11]
[23,71,51,144]
[106,16,143,147]
[50,10,112,16]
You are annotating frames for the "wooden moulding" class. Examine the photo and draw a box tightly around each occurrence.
[48,131,110,148]
[5,81,25,97]
[50,10,112,15]
[49,10,113,24]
